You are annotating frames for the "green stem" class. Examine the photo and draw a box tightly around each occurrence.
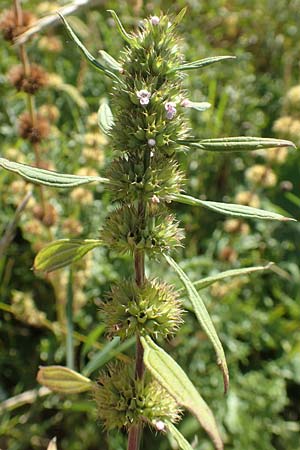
[127,243,145,450]
[66,268,74,369]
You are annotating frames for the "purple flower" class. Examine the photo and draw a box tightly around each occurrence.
[148,138,156,147]
[154,421,165,431]
[150,16,160,26]
[136,89,151,105]
[165,101,177,120]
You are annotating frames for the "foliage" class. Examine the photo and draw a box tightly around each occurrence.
[0,1,299,450]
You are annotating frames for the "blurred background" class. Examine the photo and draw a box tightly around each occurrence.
[0,1,300,449]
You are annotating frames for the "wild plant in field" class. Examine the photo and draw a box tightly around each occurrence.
[0,8,296,450]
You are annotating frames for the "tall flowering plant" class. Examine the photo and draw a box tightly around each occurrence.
[0,8,295,450]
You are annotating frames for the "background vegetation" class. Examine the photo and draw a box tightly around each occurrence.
[0,1,299,449]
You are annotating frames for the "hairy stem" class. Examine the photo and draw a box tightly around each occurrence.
[127,236,146,449]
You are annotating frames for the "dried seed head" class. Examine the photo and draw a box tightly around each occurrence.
[39,104,60,123]
[62,218,83,236]
[93,362,181,430]
[38,35,63,53]
[18,112,50,143]
[0,9,35,41]
[70,187,93,205]
[101,279,183,340]
[8,64,48,94]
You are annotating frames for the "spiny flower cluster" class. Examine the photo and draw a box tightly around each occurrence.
[103,15,189,257]
[101,279,183,340]
[93,363,181,430]
[102,204,183,257]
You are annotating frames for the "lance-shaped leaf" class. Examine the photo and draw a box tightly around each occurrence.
[98,100,114,135]
[171,193,296,222]
[166,421,194,450]
[170,7,187,27]
[141,336,223,450]
[99,50,122,71]
[191,263,274,291]
[182,100,211,112]
[58,13,121,83]
[177,136,296,152]
[170,55,236,73]
[0,158,109,188]
[37,366,92,394]
[108,10,135,45]
[34,239,103,273]
[164,255,229,393]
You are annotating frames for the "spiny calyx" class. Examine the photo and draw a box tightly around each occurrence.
[93,362,181,430]
[101,279,183,340]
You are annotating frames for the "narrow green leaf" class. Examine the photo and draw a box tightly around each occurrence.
[171,193,296,222]
[37,366,92,394]
[192,263,274,291]
[54,82,88,109]
[183,101,211,112]
[177,136,296,152]
[172,55,236,72]
[107,10,134,45]
[34,239,103,273]
[58,13,121,83]
[164,255,229,393]
[98,100,114,135]
[98,50,122,71]
[172,7,187,26]
[141,336,223,450]
[0,158,109,188]
[82,338,120,376]
[82,336,135,376]
[166,421,194,450]
[66,268,74,370]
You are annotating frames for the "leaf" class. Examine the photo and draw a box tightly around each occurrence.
[54,82,88,109]
[34,239,103,273]
[172,7,187,26]
[183,101,211,112]
[177,136,296,152]
[141,336,223,450]
[171,193,296,222]
[192,263,274,291]
[172,55,236,72]
[166,421,194,450]
[0,158,109,188]
[82,336,135,376]
[164,255,229,393]
[98,100,114,134]
[37,366,92,394]
[98,50,122,71]
[58,13,121,83]
[107,10,135,45]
